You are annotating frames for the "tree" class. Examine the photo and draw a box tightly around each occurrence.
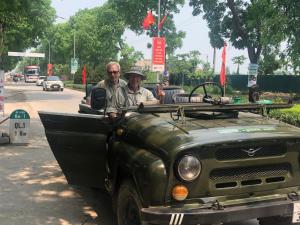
[168,50,202,77]
[109,0,186,56]
[119,43,143,74]
[258,46,283,75]
[0,0,55,70]
[37,3,144,81]
[267,0,300,74]
[189,0,277,64]
[232,55,246,75]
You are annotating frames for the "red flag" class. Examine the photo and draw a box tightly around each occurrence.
[158,15,167,30]
[143,11,155,29]
[220,42,227,87]
[82,64,86,85]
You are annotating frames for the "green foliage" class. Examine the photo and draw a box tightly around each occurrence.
[258,45,284,75]
[232,55,247,75]
[36,3,143,80]
[168,50,201,76]
[109,0,186,55]
[168,51,215,82]
[189,0,277,64]
[265,0,300,74]
[269,109,300,127]
[119,43,143,74]
[0,0,55,69]
[144,71,158,83]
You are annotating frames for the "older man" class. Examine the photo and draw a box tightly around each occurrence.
[97,62,127,119]
[124,69,159,106]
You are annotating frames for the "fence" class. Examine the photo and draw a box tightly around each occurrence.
[170,74,300,93]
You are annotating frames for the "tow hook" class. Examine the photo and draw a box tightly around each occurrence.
[211,200,224,210]
[288,192,299,201]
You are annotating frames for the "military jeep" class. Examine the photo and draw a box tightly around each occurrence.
[39,82,300,225]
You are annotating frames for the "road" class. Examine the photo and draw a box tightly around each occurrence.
[0,82,258,225]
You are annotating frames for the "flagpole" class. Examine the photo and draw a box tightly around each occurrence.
[156,0,161,82]
[158,0,161,37]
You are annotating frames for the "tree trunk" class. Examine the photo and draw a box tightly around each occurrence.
[237,64,240,75]
[227,0,262,64]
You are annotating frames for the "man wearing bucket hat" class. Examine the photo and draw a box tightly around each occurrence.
[124,68,159,106]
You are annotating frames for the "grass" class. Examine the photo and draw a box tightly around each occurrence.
[280,104,300,113]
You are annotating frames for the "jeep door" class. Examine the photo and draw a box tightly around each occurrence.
[39,111,111,189]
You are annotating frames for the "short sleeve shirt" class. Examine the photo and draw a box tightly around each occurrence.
[125,86,157,106]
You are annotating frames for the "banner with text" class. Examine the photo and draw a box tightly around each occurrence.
[152,37,166,72]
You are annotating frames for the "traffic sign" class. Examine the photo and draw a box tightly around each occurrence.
[9,109,30,144]
[8,52,45,58]
[71,58,79,74]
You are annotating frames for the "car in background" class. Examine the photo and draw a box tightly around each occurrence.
[12,73,24,82]
[42,76,64,91]
[36,76,46,86]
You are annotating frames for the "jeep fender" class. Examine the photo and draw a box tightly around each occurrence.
[109,141,168,206]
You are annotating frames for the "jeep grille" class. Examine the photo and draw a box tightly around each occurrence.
[215,144,286,161]
[210,164,290,189]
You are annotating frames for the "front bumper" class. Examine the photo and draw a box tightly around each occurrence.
[142,199,296,225]
[48,84,61,90]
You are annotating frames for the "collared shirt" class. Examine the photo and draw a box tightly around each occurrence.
[97,79,127,113]
[125,85,158,106]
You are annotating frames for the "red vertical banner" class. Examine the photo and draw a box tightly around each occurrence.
[152,37,166,72]
[220,42,227,87]
[82,64,86,85]
[47,63,52,76]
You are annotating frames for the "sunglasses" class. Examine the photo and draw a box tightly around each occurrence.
[108,71,119,74]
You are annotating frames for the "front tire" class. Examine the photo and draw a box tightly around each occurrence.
[258,216,300,225]
[117,180,142,225]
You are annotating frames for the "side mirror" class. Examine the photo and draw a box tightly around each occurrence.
[91,87,107,110]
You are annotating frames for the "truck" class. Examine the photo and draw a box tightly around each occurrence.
[24,65,40,83]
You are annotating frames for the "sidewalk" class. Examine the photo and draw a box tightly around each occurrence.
[0,87,115,225]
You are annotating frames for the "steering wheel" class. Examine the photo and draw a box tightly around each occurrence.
[188,82,224,103]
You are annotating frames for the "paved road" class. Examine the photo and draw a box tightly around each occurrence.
[0,82,258,225]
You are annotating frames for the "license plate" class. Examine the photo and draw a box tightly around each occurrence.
[292,202,300,223]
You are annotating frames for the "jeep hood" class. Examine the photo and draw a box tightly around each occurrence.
[125,113,300,157]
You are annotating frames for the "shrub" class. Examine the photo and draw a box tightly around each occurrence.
[269,110,300,127]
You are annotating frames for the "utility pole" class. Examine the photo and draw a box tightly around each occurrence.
[73,31,76,59]
[213,47,216,73]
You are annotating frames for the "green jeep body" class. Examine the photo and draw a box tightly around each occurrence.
[39,100,300,225]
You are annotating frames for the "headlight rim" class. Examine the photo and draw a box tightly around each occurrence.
[175,154,201,182]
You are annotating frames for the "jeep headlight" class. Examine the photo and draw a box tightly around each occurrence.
[177,155,201,182]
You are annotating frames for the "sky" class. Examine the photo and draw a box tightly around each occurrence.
[52,0,249,74]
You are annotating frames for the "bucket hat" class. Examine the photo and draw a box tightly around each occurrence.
[124,68,146,80]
